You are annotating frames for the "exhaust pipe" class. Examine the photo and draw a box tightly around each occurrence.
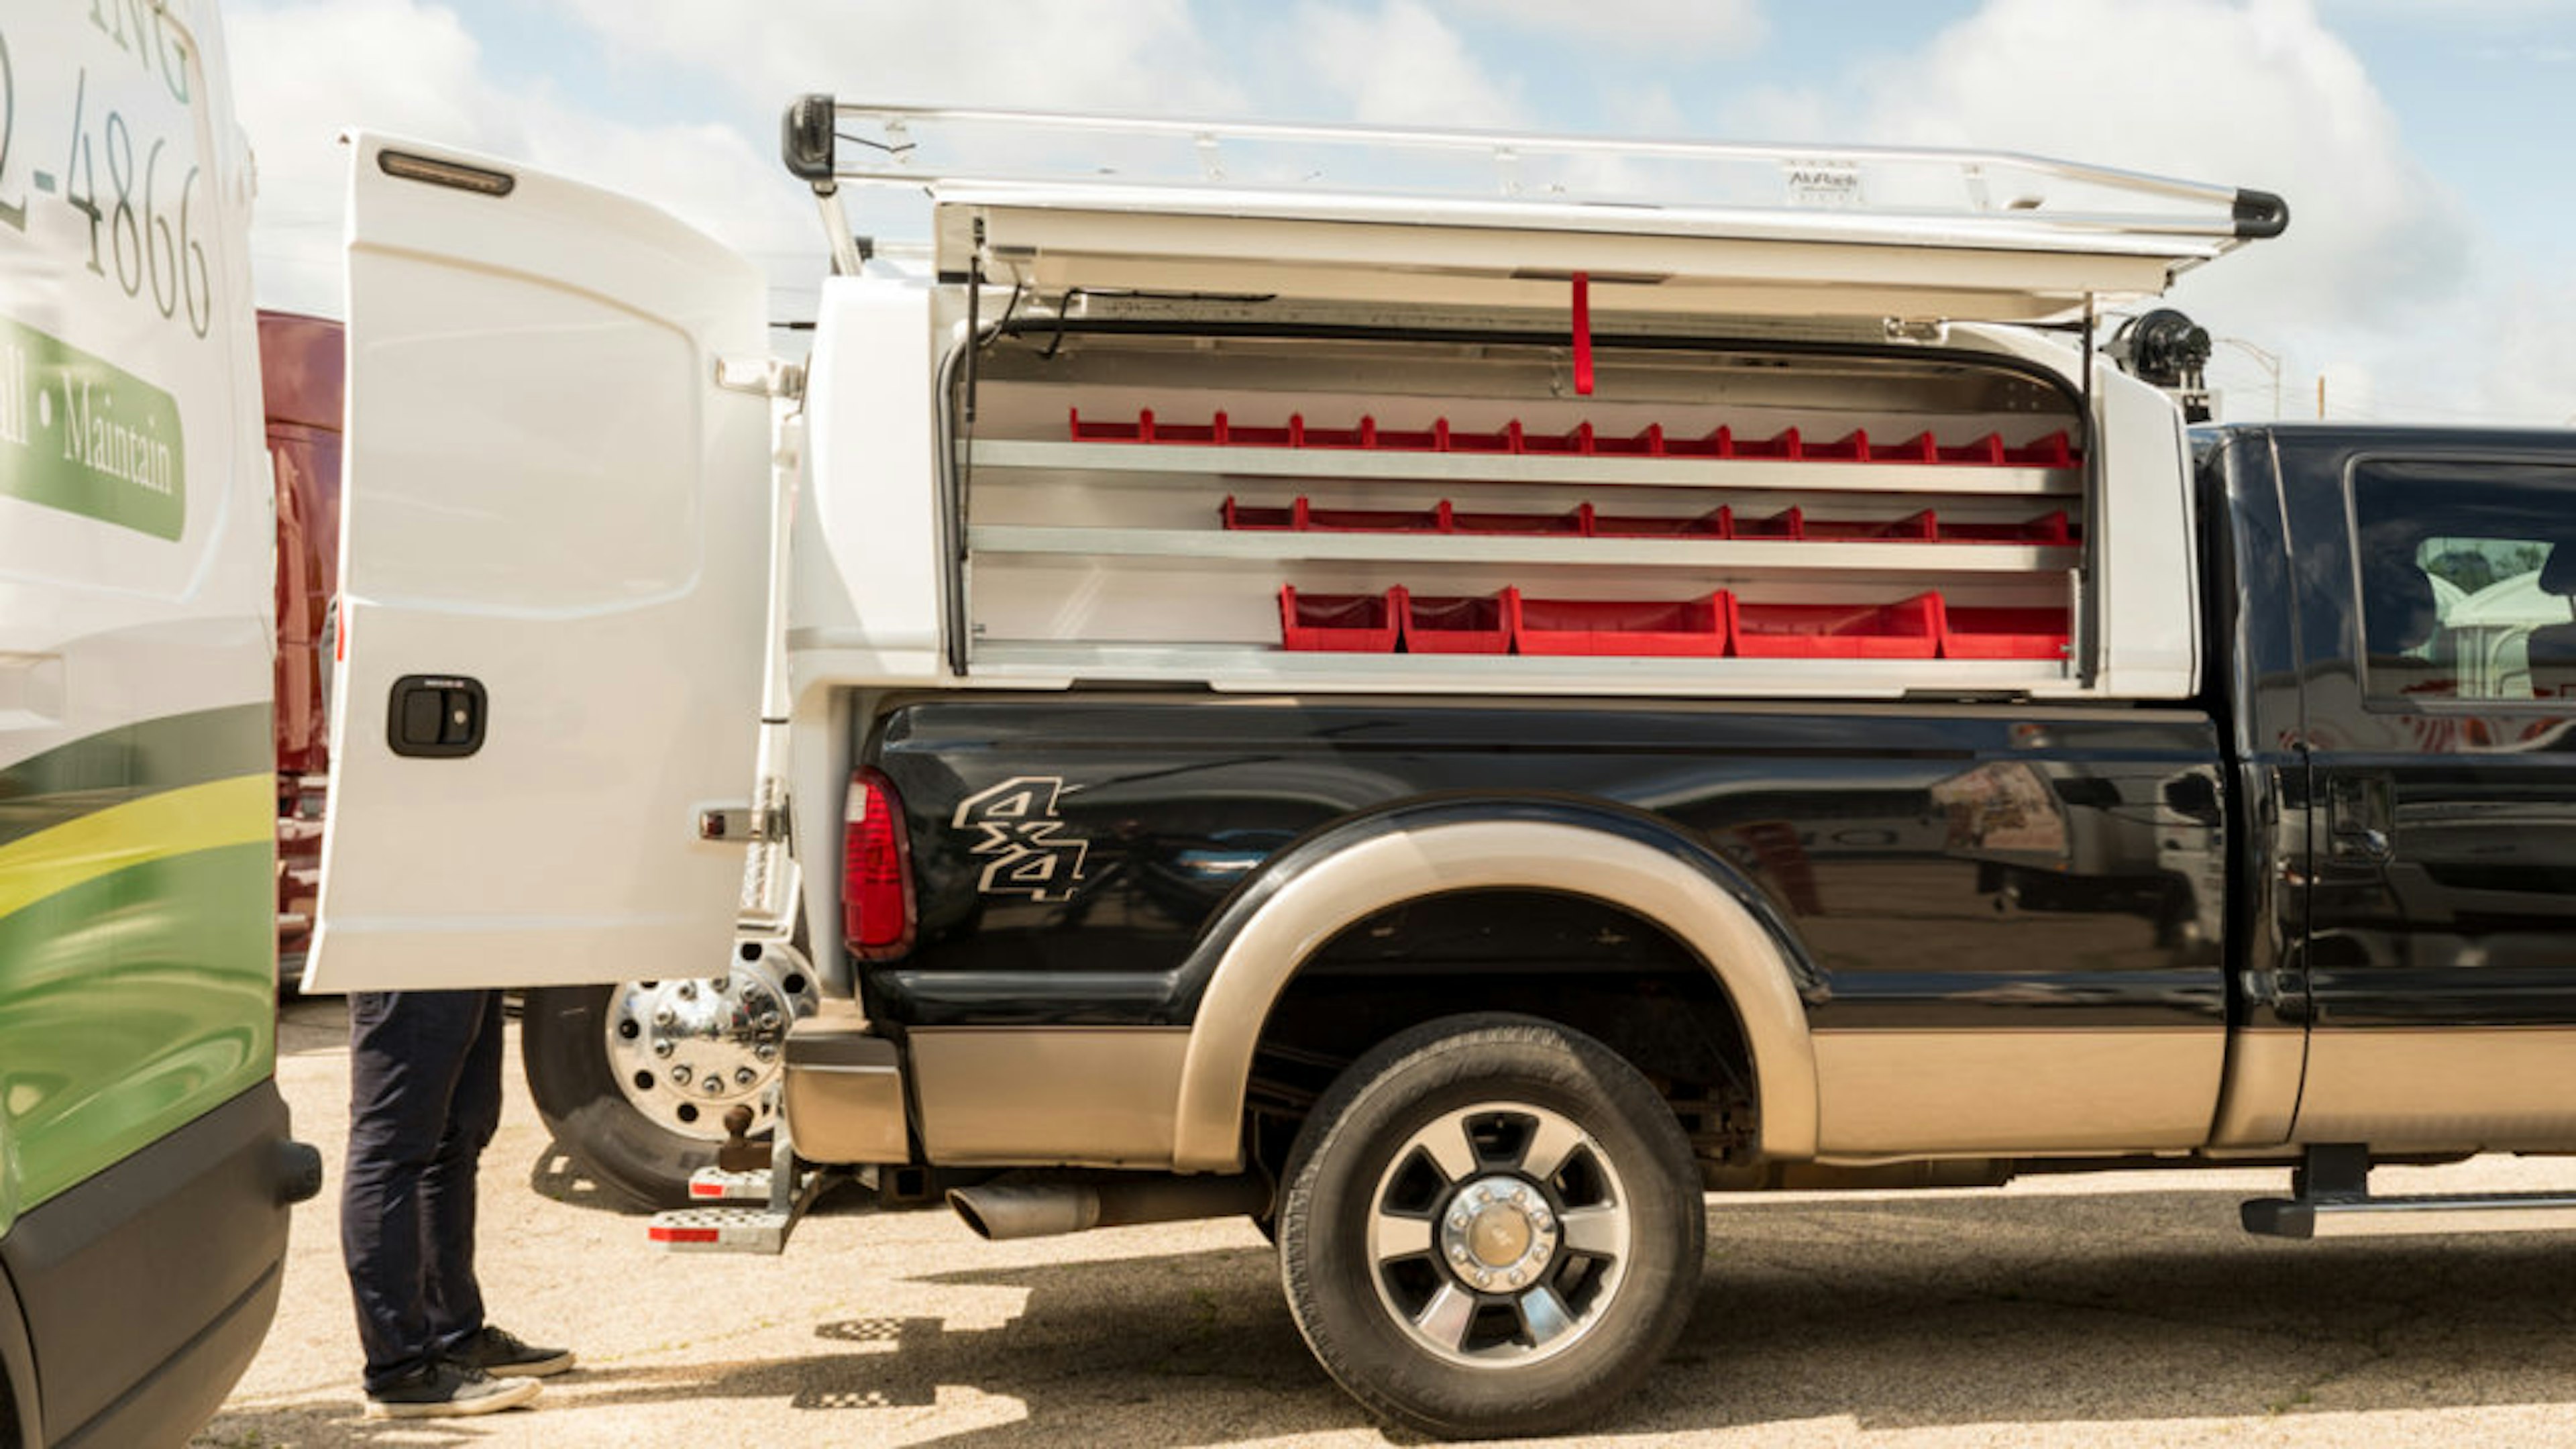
[949,1173,1271,1242]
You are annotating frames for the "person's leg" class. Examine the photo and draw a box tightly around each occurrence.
[423,989,504,1354]
[342,990,486,1393]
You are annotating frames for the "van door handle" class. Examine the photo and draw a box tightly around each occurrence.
[386,675,486,758]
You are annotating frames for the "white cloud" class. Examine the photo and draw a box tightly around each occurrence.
[1285,0,1524,127]
[1776,0,2576,423]
[1437,0,1764,54]
[229,0,811,320]
[552,0,1244,116]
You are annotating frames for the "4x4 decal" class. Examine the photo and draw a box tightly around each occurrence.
[953,776,1089,902]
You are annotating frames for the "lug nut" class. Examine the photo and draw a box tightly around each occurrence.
[759,1012,782,1032]
[678,983,697,1000]
[704,1077,726,1095]
[672,1065,693,1085]
[755,1044,777,1062]
[653,1040,676,1059]
[655,1008,676,1027]
[735,1067,757,1085]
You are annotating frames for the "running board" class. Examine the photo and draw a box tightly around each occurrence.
[2243,1191,2576,1240]
[2241,1144,2576,1240]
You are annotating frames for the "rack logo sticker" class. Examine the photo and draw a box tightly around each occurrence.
[954,776,1089,902]
[0,317,184,540]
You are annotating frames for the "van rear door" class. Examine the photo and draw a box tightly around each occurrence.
[307,136,769,991]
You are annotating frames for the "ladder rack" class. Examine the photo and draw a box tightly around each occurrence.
[784,97,2288,280]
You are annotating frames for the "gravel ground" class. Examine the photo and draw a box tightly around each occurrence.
[197,997,2576,1448]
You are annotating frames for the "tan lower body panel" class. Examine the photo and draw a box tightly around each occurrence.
[2206,1026,2306,1150]
[1812,1027,2224,1157]
[2296,1027,2576,1151]
[907,1026,1187,1167]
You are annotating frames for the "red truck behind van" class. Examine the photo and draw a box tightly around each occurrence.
[259,312,343,981]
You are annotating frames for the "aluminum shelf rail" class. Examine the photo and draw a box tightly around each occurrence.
[783,97,2288,268]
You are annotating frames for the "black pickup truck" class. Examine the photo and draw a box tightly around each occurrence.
[312,115,2576,1442]
[829,423,2576,1435]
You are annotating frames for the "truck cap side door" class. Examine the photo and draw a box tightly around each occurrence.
[308,136,769,991]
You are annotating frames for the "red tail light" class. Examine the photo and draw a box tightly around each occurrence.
[843,768,914,959]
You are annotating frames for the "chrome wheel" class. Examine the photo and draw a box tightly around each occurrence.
[1366,1102,1631,1368]
[600,941,818,1140]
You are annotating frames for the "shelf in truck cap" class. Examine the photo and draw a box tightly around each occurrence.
[970,439,2082,498]
[966,640,2073,698]
[967,524,2076,576]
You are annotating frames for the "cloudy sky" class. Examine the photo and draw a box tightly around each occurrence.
[227,0,2576,426]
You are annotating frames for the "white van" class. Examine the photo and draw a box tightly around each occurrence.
[0,5,315,1445]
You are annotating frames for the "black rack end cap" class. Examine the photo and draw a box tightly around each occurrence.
[783,93,837,184]
[2233,188,2290,240]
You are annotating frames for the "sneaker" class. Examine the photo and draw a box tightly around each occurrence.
[363,1362,541,1419]
[446,1325,576,1379]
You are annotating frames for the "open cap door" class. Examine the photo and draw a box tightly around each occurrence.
[307,136,770,991]
[806,104,2284,324]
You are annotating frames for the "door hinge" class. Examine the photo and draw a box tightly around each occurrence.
[714,356,805,400]
[698,806,789,843]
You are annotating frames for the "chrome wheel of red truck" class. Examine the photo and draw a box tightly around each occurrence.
[1277,1014,1704,1439]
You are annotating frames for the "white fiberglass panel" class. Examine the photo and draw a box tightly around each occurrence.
[310,134,769,991]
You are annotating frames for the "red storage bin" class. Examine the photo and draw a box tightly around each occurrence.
[1734,506,1805,541]
[1306,502,1445,533]
[1402,590,1512,654]
[1591,505,1731,539]
[1222,496,1301,531]
[1727,594,1941,659]
[1938,510,2078,545]
[1442,502,1593,536]
[1280,587,1401,653]
[1593,425,1664,457]
[1939,432,2007,466]
[2004,431,2078,467]
[1228,417,1299,447]
[1807,509,1936,543]
[1510,590,1727,657]
[1663,425,1735,459]
[1733,427,1804,460]
[1069,407,1148,442]
[1879,431,1941,463]
[1519,423,1595,455]
[1939,602,2073,660]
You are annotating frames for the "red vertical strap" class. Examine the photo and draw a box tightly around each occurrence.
[1570,271,1594,396]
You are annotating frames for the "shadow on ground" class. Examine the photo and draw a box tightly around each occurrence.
[195,1187,2576,1446]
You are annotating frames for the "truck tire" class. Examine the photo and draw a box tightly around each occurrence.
[521,985,716,1208]
[1277,1013,1704,1440]
[522,948,820,1209]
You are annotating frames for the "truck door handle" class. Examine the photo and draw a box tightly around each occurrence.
[2324,773,2394,862]
[387,675,486,758]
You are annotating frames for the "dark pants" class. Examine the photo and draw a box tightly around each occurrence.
[341,989,504,1390]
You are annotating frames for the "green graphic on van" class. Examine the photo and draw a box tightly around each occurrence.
[0,315,185,540]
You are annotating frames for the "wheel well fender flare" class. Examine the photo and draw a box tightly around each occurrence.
[1169,803,1821,1170]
